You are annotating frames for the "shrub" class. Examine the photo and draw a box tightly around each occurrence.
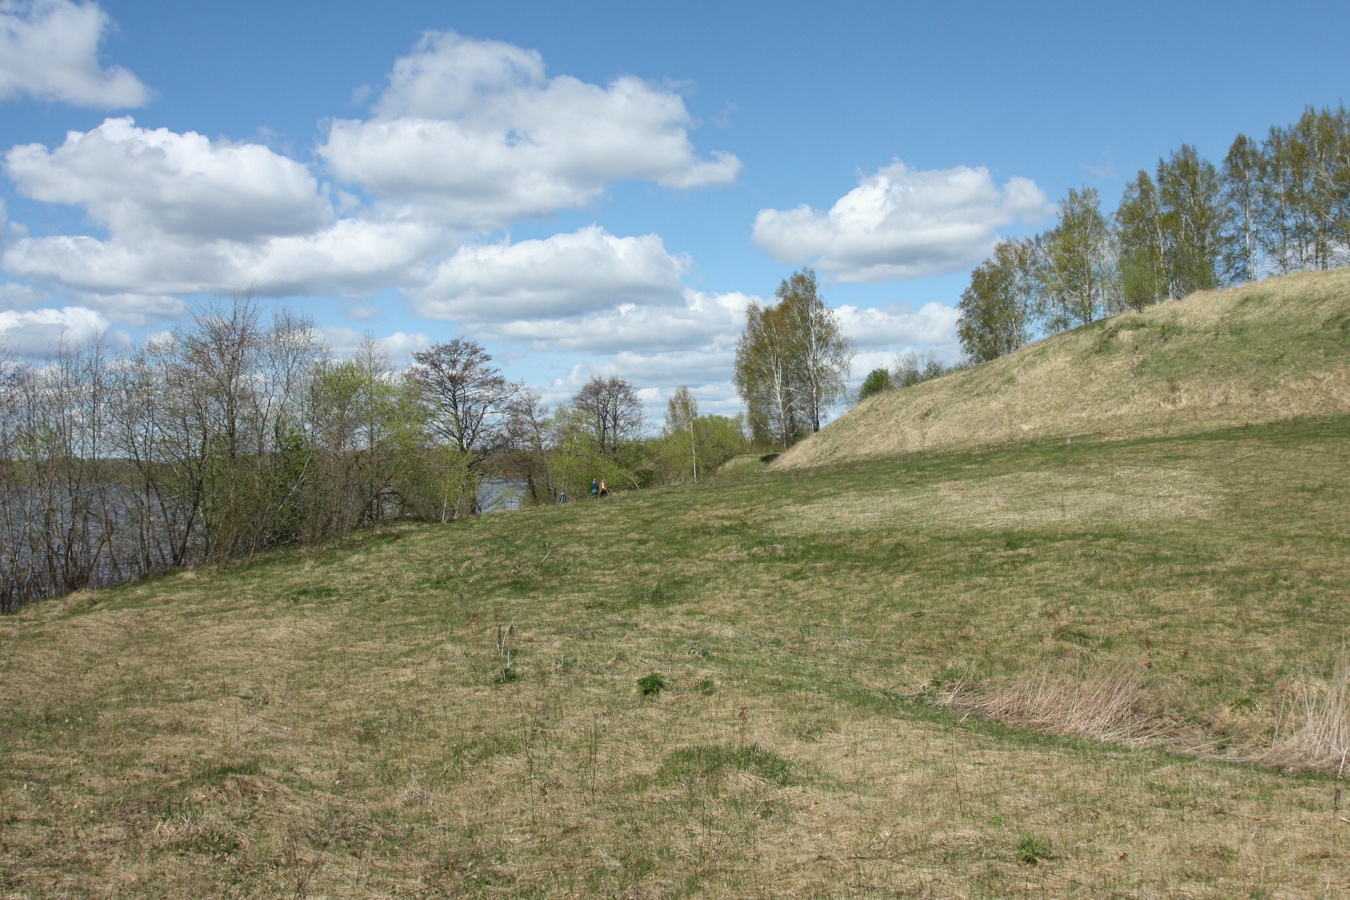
[858,368,892,402]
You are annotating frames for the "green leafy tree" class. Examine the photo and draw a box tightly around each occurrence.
[693,413,749,472]
[1222,133,1265,284]
[654,388,750,483]
[545,401,644,495]
[778,269,854,433]
[663,386,700,482]
[305,338,426,532]
[957,237,1038,361]
[1157,144,1226,297]
[1260,105,1350,273]
[735,300,804,450]
[1116,170,1168,309]
[1040,187,1120,332]
[543,403,594,500]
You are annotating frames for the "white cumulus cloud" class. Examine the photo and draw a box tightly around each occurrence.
[320,31,740,228]
[752,161,1052,283]
[834,301,961,348]
[5,117,331,241]
[2,217,447,299]
[0,0,148,108]
[417,226,688,322]
[0,304,118,355]
[474,288,752,356]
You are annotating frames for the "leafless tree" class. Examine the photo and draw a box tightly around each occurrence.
[572,375,644,456]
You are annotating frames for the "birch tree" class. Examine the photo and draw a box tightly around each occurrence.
[1040,187,1119,331]
[1222,133,1265,284]
[733,268,853,449]
[1157,144,1226,298]
[1116,170,1168,309]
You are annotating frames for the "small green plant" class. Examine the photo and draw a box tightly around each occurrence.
[495,666,518,684]
[1016,833,1051,865]
[655,743,795,786]
[637,673,666,696]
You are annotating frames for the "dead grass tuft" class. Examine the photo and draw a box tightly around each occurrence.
[211,774,287,801]
[1263,653,1350,772]
[395,782,432,807]
[943,664,1174,747]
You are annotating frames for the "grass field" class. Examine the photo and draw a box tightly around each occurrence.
[3,414,1347,897]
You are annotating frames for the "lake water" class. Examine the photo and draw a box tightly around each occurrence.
[1,477,528,610]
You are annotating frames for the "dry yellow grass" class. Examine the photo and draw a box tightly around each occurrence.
[941,664,1176,747]
[775,463,1218,535]
[778,268,1350,470]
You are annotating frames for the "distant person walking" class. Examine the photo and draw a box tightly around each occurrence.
[591,479,599,498]
[599,479,608,498]
[558,490,567,503]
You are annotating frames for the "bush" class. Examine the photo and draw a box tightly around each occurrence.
[858,368,892,402]
[637,673,666,696]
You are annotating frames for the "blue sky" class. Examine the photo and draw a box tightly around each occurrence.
[2,0,1346,425]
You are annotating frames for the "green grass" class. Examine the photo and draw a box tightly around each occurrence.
[2,415,1348,895]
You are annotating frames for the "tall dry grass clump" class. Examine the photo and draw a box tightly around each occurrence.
[1264,652,1350,772]
[944,665,1173,747]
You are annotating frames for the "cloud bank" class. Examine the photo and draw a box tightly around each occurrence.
[0,304,117,356]
[1,30,741,314]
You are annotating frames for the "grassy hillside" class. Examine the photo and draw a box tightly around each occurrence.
[777,268,1350,470]
[3,270,1347,896]
[3,414,1348,895]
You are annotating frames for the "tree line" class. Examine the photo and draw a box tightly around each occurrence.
[958,104,1350,362]
[0,298,748,611]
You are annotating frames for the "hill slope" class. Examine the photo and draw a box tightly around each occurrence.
[3,419,1348,896]
[777,268,1350,470]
